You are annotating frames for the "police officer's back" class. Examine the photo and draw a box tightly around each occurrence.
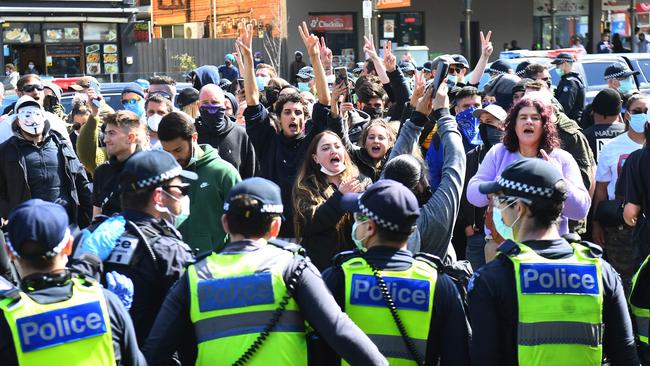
[142,177,388,365]
[468,159,638,365]
[323,179,470,366]
[552,52,585,122]
[75,150,194,345]
[0,199,145,365]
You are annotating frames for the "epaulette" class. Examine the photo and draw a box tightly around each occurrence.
[496,240,521,256]
[186,250,215,268]
[0,276,20,304]
[574,240,604,258]
[332,249,363,267]
[413,252,443,272]
[156,220,183,240]
[268,238,306,255]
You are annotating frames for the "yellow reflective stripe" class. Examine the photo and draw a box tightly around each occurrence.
[518,321,603,346]
[367,334,427,361]
[194,310,304,343]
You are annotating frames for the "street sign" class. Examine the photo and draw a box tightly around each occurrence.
[363,0,372,19]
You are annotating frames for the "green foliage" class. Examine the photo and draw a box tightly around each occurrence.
[172,53,197,72]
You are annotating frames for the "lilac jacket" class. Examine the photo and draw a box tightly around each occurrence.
[467,143,591,234]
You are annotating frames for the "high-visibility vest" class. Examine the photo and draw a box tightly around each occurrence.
[630,254,650,347]
[0,277,116,365]
[504,242,604,365]
[341,255,437,366]
[187,243,308,366]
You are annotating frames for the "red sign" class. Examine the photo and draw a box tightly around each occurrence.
[377,0,411,9]
[638,2,650,12]
[307,15,354,31]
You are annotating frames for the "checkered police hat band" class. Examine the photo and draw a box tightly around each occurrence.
[497,176,554,198]
[604,70,630,80]
[136,166,182,189]
[359,199,415,233]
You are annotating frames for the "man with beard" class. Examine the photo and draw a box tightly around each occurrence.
[194,83,257,179]
[240,22,331,239]
[158,111,241,254]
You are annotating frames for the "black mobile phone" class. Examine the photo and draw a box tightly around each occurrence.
[89,80,101,108]
[334,67,350,102]
[431,61,450,99]
[237,78,245,90]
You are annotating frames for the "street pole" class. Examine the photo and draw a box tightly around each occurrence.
[372,0,379,49]
[550,0,556,49]
[631,0,637,51]
[211,0,217,38]
[363,0,372,41]
[463,0,472,63]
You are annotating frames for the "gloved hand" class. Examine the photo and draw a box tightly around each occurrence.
[76,215,126,261]
[106,271,134,310]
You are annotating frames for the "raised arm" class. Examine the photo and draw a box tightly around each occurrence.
[469,31,493,86]
[236,23,259,107]
[364,37,390,85]
[298,22,330,106]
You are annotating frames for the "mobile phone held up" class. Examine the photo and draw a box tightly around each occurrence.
[237,78,245,90]
[89,80,101,108]
[430,61,450,100]
[334,67,350,102]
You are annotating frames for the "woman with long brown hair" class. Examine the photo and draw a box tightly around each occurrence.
[293,130,371,270]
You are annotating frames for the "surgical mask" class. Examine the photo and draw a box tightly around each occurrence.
[123,100,145,118]
[320,164,345,176]
[351,221,368,251]
[28,64,34,70]
[362,105,384,120]
[479,123,505,146]
[298,82,311,92]
[256,76,270,91]
[17,106,46,135]
[199,104,226,127]
[147,114,163,133]
[161,190,191,228]
[5,71,9,76]
[446,75,457,88]
[618,78,634,94]
[492,200,521,242]
[629,113,647,133]
[554,68,565,77]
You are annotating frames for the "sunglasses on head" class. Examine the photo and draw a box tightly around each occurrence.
[122,96,142,105]
[22,83,44,93]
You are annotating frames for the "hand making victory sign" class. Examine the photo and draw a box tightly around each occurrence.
[298,21,330,106]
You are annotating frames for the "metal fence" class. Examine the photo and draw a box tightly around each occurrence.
[129,38,288,81]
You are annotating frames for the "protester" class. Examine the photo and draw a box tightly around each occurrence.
[120,83,146,120]
[148,75,177,101]
[158,111,241,254]
[598,31,613,53]
[141,177,388,365]
[219,54,240,82]
[67,101,92,153]
[42,82,65,120]
[582,88,625,164]
[293,131,370,270]
[3,63,18,91]
[194,83,257,178]
[177,86,200,118]
[0,96,92,227]
[144,94,174,148]
[68,76,115,118]
[189,65,220,91]
[468,158,639,365]
[296,66,316,94]
[289,51,307,86]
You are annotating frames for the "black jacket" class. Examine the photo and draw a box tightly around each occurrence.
[244,103,329,237]
[92,150,140,216]
[0,127,92,227]
[195,116,256,179]
[555,72,585,122]
[322,246,471,366]
[468,239,639,366]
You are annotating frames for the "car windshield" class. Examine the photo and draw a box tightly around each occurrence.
[581,62,611,89]
[633,59,650,88]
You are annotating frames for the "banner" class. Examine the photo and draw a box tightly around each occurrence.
[307,15,354,32]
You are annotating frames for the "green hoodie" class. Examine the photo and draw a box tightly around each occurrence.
[179,144,241,254]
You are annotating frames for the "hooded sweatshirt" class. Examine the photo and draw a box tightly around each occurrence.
[189,65,220,90]
[178,144,241,254]
[484,73,521,111]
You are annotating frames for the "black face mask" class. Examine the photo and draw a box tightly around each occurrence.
[415,186,433,207]
[478,123,505,147]
[199,105,227,132]
[362,105,384,120]
[264,87,280,106]
[296,55,302,62]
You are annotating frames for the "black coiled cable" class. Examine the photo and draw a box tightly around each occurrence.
[369,264,425,366]
[232,260,307,366]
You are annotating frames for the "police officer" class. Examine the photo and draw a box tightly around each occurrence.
[75,149,194,346]
[604,63,640,105]
[323,179,470,366]
[468,159,638,365]
[630,255,650,363]
[142,177,388,365]
[552,52,585,122]
[0,199,146,365]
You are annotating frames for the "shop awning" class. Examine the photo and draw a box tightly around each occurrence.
[0,6,137,23]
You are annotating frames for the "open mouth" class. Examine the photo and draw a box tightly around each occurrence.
[523,127,535,135]
[370,145,382,154]
[330,156,341,165]
[288,122,298,131]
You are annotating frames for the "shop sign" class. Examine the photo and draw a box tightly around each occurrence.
[134,22,150,42]
[377,0,411,9]
[307,15,354,32]
[637,2,650,12]
[534,0,588,16]
[602,0,630,11]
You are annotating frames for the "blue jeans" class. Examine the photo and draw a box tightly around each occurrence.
[466,233,486,271]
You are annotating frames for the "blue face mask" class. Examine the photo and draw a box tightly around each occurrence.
[456,107,482,146]
[298,82,310,92]
[629,113,647,133]
[256,76,270,91]
[618,77,634,94]
[554,68,565,77]
[123,100,145,118]
[351,221,368,251]
[446,75,457,88]
[492,199,520,242]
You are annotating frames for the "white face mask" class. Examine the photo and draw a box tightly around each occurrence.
[28,64,35,70]
[160,189,191,228]
[320,164,346,176]
[147,114,163,132]
[17,106,46,135]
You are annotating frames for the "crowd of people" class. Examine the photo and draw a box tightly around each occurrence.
[2,21,650,365]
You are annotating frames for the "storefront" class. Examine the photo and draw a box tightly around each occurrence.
[307,14,357,69]
[533,0,589,49]
[0,1,137,81]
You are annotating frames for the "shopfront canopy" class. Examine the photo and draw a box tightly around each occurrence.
[0,1,137,23]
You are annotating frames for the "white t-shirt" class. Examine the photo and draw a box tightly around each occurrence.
[595,132,642,199]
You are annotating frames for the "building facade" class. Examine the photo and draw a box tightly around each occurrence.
[0,1,138,80]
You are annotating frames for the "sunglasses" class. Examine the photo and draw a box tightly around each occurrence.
[148,91,172,100]
[448,67,464,74]
[162,184,190,196]
[122,96,142,105]
[22,83,44,93]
